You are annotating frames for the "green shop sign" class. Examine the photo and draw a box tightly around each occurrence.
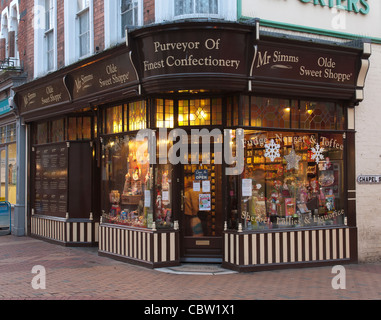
[299,0,370,15]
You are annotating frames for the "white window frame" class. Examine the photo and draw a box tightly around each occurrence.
[64,0,94,65]
[9,0,20,62]
[104,0,143,49]
[155,0,237,23]
[45,0,55,72]
[174,0,219,19]
[1,9,9,60]
[77,1,91,58]
[34,0,57,78]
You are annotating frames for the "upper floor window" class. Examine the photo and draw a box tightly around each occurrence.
[34,0,56,77]
[175,0,218,16]
[77,0,90,58]
[121,0,139,37]
[155,0,236,23]
[45,0,54,71]
[64,0,93,65]
[104,0,142,49]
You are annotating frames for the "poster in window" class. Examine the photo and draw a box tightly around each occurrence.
[199,194,211,211]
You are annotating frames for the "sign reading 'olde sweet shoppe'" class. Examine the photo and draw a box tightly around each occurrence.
[17,77,70,112]
[66,50,139,100]
[251,42,358,86]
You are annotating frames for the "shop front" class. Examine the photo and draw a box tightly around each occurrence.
[15,21,370,271]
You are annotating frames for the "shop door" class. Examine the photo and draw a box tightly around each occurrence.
[179,145,223,262]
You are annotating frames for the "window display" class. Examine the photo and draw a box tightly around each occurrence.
[102,135,153,228]
[231,130,345,231]
[154,164,174,229]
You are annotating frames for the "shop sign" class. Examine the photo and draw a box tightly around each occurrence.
[0,98,11,116]
[17,77,70,112]
[299,0,370,15]
[357,175,381,184]
[251,42,357,86]
[66,51,139,100]
[135,28,251,79]
[194,169,208,181]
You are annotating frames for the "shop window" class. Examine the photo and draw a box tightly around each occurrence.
[178,98,222,126]
[6,124,16,143]
[228,130,345,231]
[7,143,16,204]
[105,105,124,135]
[51,119,65,143]
[240,96,344,131]
[175,0,218,16]
[242,96,298,129]
[155,164,174,229]
[300,101,337,130]
[227,96,239,127]
[68,116,92,141]
[37,122,48,145]
[0,127,17,205]
[129,100,147,131]
[155,99,174,128]
[101,135,154,228]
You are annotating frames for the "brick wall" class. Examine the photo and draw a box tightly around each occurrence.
[18,0,34,81]
[144,0,155,25]
[93,0,105,52]
[57,1,65,69]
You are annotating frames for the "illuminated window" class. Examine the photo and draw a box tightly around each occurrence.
[178,98,222,126]
[105,105,123,134]
[300,101,337,130]
[155,99,174,128]
[129,100,146,131]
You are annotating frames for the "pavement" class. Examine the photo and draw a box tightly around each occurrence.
[1,235,381,301]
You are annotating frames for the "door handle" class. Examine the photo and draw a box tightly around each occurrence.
[181,190,184,211]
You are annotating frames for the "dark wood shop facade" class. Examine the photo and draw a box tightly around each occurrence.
[15,21,371,272]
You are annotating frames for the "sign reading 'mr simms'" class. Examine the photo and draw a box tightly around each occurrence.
[66,50,139,100]
[17,77,70,112]
[251,42,358,86]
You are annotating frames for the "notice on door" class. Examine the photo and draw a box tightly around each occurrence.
[199,194,211,211]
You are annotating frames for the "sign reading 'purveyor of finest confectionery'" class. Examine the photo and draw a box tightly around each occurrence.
[135,28,251,78]
[251,42,358,86]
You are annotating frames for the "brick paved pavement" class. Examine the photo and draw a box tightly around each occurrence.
[1,235,381,301]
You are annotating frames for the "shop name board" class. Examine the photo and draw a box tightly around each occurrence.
[0,98,11,116]
[41,85,63,106]
[145,38,241,71]
[137,28,249,78]
[67,51,138,100]
[299,0,370,15]
[252,43,357,86]
[18,77,70,111]
[357,175,381,184]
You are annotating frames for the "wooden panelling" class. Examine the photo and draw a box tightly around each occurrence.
[223,227,356,271]
[31,216,98,246]
[98,224,180,269]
